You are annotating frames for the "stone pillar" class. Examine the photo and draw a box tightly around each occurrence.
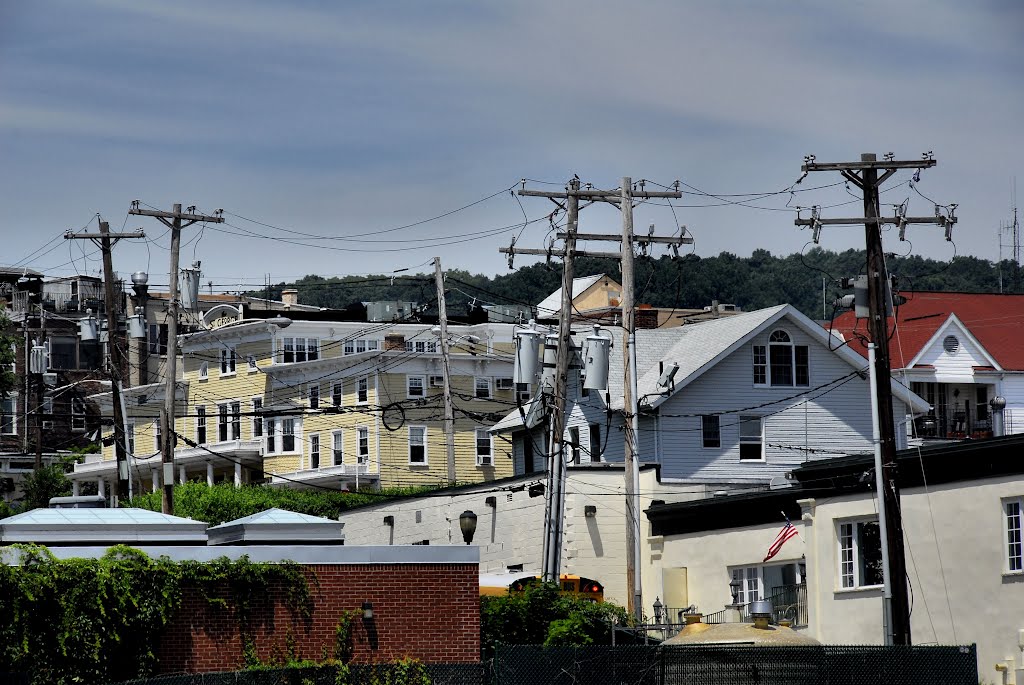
[207,463,214,487]
[72,480,81,497]
[97,478,105,498]
[234,462,242,487]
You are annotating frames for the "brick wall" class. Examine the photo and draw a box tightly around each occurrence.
[157,562,480,673]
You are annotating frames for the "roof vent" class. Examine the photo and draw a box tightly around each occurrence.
[942,335,959,354]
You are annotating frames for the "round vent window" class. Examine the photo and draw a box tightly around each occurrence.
[942,335,959,354]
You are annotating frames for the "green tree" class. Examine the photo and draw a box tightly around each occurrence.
[0,313,17,398]
[19,461,73,510]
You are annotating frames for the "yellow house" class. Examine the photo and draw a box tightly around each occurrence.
[88,319,523,494]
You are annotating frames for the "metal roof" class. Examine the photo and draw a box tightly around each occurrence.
[207,507,344,546]
[0,507,208,545]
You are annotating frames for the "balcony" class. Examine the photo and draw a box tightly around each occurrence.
[695,584,809,629]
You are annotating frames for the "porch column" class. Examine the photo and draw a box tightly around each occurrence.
[234,462,242,487]
[152,469,160,492]
[72,480,80,497]
[97,478,105,498]
[207,463,214,486]
[178,466,186,484]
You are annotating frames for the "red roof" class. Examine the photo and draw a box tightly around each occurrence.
[829,291,1024,371]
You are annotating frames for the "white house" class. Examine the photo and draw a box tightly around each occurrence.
[493,303,929,485]
[832,291,1024,440]
[646,434,1024,682]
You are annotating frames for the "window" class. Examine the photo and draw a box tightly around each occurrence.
[739,416,763,460]
[43,396,53,417]
[266,419,277,454]
[838,519,883,589]
[404,340,438,353]
[231,401,241,440]
[252,397,263,438]
[357,427,369,464]
[589,423,601,463]
[71,398,86,431]
[308,384,320,409]
[977,386,990,422]
[126,421,135,455]
[332,431,344,466]
[357,377,368,404]
[731,567,761,604]
[280,337,320,363]
[408,426,427,464]
[0,396,15,435]
[754,330,809,387]
[149,324,168,356]
[407,375,426,399]
[50,337,77,370]
[496,377,514,391]
[568,427,581,464]
[702,415,721,448]
[198,361,209,379]
[429,375,444,388]
[218,404,229,442]
[247,355,258,372]
[476,428,493,466]
[516,383,531,405]
[475,377,492,399]
[281,418,296,452]
[344,338,379,355]
[309,433,320,469]
[196,406,206,444]
[1006,498,1023,573]
[332,382,343,408]
[220,347,236,375]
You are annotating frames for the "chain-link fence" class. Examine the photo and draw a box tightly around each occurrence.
[110,663,483,685]
[492,644,978,685]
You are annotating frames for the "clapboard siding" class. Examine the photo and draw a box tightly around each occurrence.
[914,325,993,382]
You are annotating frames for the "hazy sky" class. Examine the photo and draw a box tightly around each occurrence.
[1,1,1021,295]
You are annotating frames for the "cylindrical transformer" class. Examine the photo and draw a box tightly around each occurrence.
[79,310,99,342]
[513,328,544,385]
[179,262,202,312]
[128,306,147,340]
[541,333,559,392]
[583,331,611,390]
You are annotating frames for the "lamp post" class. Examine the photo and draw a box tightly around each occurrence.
[729,578,741,605]
[459,510,478,545]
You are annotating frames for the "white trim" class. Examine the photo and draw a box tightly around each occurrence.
[407,374,426,400]
[408,425,428,465]
[905,313,1002,371]
[331,429,344,466]
[308,432,321,470]
[475,427,493,466]
[1004,496,1023,574]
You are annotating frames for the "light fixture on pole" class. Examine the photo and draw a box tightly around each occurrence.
[459,510,478,545]
[729,578,741,605]
[653,597,663,625]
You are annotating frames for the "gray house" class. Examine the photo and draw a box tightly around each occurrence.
[492,304,929,485]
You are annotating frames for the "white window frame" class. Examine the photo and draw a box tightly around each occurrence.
[198,361,209,379]
[356,377,369,404]
[1,395,17,435]
[332,382,343,408]
[738,415,764,461]
[331,429,344,466]
[753,330,809,388]
[731,567,762,605]
[195,405,207,445]
[516,383,531,404]
[495,377,514,391]
[475,428,493,466]
[309,433,321,470]
[265,418,277,454]
[71,397,86,432]
[407,375,426,399]
[251,397,263,438]
[474,376,492,400]
[247,354,258,372]
[281,417,297,453]
[220,347,236,376]
[1005,497,1023,574]
[217,403,230,442]
[43,396,53,415]
[357,426,369,464]
[837,518,883,590]
[308,384,320,409]
[230,401,241,440]
[408,425,427,465]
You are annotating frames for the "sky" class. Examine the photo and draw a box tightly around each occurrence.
[1,1,1022,297]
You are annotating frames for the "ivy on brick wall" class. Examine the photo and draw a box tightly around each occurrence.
[0,544,311,685]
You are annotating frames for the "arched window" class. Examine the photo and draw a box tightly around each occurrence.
[753,329,809,387]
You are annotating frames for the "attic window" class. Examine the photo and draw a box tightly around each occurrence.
[942,335,959,355]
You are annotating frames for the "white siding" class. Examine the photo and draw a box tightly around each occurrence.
[914,325,993,383]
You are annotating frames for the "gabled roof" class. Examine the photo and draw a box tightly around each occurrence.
[207,507,344,546]
[0,507,208,545]
[831,291,1024,371]
[536,274,608,318]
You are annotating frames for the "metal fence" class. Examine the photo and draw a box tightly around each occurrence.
[492,644,978,685]
[109,663,483,685]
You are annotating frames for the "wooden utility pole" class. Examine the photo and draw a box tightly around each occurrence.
[64,222,145,500]
[130,203,223,513]
[433,257,457,485]
[796,152,955,646]
[504,178,687,609]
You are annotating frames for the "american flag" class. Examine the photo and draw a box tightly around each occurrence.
[763,519,800,562]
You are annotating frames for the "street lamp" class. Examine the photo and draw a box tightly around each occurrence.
[459,510,478,545]
[653,597,663,625]
[729,578,741,605]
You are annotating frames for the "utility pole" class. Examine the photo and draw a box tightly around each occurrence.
[130,203,223,514]
[796,152,956,646]
[65,221,145,500]
[433,257,457,485]
[504,178,686,616]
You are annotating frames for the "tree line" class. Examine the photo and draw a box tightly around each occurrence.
[255,248,1022,321]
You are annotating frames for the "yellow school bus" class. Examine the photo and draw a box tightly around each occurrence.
[480,573,604,601]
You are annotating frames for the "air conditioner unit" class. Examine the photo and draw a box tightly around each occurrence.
[495,377,514,391]
[429,375,444,388]
[42,420,55,430]
[42,373,58,387]
[478,456,493,466]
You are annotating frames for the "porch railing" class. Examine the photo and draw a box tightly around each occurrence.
[696,584,808,628]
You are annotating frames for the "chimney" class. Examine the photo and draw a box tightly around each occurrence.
[281,289,298,308]
[384,334,406,352]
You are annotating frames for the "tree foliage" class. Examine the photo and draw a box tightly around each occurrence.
[480,582,628,663]
[0,313,17,398]
[127,481,436,526]
[255,249,1018,321]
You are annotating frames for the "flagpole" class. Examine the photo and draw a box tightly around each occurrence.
[868,343,895,646]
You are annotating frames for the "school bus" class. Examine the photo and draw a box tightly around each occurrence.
[480,573,604,601]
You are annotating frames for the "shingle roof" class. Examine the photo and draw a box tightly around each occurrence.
[830,291,1024,371]
[535,274,606,318]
